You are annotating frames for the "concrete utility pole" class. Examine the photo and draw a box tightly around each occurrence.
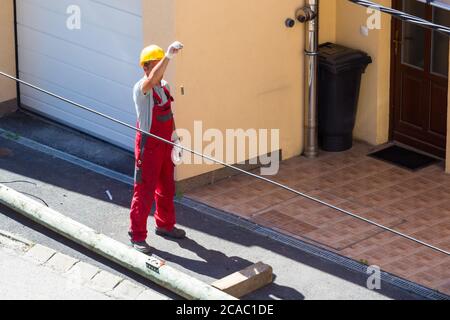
[0,184,236,300]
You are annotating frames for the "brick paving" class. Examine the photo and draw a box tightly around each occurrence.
[186,142,450,296]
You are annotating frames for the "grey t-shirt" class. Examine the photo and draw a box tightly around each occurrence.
[133,78,170,133]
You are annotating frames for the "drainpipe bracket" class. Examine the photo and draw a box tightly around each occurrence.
[305,50,319,56]
[296,6,317,23]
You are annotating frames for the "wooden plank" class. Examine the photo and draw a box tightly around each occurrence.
[212,262,273,298]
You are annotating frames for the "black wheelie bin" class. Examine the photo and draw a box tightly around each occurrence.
[318,42,372,152]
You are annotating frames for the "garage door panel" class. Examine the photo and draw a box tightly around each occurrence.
[21,94,135,150]
[19,71,136,128]
[21,93,135,144]
[19,49,136,115]
[90,0,142,16]
[17,25,139,88]
[17,0,143,149]
[17,0,141,65]
[22,0,142,39]
[19,76,136,141]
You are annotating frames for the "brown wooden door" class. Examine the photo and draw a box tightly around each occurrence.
[391,0,449,158]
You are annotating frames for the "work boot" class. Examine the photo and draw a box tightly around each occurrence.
[131,241,152,254]
[128,231,152,254]
[155,226,186,239]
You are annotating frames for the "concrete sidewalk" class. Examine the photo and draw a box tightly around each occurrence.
[0,232,167,300]
[0,246,112,300]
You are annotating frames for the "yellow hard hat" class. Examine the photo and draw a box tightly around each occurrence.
[140,45,165,66]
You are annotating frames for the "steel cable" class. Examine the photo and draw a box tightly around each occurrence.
[0,70,448,256]
[349,0,450,36]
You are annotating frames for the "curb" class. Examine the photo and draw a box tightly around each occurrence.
[0,230,33,246]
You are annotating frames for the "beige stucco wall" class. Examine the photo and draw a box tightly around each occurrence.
[172,0,304,180]
[335,0,392,145]
[0,0,16,103]
[320,0,337,43]
[141,0,176,87]
[141,1,450,177]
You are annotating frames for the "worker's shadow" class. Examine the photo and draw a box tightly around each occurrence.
[149,237,305,300]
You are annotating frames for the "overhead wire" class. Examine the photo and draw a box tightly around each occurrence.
[348,0,450,36]
[1,71,448,256]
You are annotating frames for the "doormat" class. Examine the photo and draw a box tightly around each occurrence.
[368,145,440,171]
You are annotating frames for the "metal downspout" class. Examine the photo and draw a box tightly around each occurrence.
[298,0,320,158]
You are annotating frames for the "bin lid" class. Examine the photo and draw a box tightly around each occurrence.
[318,42,372,74]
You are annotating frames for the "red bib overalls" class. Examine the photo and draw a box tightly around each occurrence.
[129,86,176,242]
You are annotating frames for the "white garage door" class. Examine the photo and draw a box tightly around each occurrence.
[16,0,143,151]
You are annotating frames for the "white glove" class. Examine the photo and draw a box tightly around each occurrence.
[166,41,184,60]
[171,138,183,166]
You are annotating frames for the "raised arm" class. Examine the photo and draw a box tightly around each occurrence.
[141,58,170,94]
[141,41,184,95]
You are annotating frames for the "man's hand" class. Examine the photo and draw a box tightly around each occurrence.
[166,41,184,59]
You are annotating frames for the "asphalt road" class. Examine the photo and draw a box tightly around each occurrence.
[0,135,424,300]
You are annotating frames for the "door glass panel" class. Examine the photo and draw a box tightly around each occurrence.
[431,7,450,77]
[401,1,427,70]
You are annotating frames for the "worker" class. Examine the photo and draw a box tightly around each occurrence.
[129,41,185,253]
